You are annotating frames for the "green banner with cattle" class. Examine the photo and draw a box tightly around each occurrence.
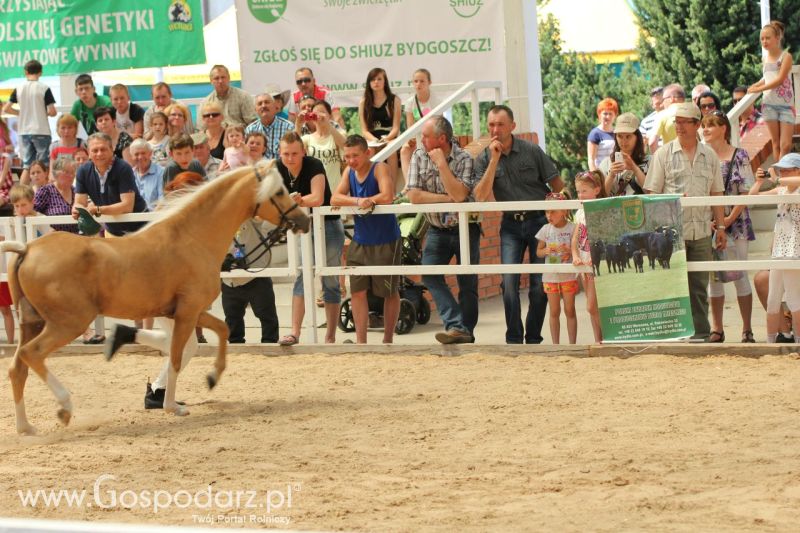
[583,195,694,342]
[0,0,206,78]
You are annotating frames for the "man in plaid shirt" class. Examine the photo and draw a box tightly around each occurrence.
[407,115,480,344]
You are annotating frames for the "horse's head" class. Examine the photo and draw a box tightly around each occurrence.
[253,159,310,233]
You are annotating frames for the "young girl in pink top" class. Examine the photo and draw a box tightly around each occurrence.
[220,125,248,171]
[748,20,794,161]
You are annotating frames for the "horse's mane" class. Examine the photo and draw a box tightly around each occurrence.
[147,161,283,229]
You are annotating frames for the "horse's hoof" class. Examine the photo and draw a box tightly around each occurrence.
[17,423,37,436]
[165,403,189,416]
[206,373,217,390]
[57,408,72,426]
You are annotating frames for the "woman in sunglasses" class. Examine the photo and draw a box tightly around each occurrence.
[200,102,226,160]
[697,91,722,117]
[701,110,756,343]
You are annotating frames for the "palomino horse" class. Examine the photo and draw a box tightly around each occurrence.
[2,160,309,435]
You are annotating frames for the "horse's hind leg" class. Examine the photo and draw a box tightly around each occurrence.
[197,311,228,390]
[9,355,34,435]
[8,299,45,435]
[19,323,84,428]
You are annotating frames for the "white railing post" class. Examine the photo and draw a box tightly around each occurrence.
[300,229,318,344]
[286,230,299,274]
[458,211,471,265]
[470,89,481,141]
[14,216,26,244]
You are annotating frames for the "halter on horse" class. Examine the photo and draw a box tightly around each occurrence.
[2,160,309,435]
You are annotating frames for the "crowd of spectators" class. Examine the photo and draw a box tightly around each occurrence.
[0,21,797,347]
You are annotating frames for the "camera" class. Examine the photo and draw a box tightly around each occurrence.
[221,244,247,271]
[304,112,318,122]
[221,254,247,272]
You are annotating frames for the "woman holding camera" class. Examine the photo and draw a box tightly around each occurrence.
[598,113,649,196]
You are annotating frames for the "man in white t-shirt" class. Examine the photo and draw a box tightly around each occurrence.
[110,84,145,139]
[2,59,57,185]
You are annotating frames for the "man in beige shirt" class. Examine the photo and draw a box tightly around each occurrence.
[645,102,727,341]
[202,64,257,129]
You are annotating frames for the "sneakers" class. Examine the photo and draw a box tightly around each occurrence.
[144,382,185,410]
[435,329,473,344]
[776,332,795,343]
[104,324,137,361]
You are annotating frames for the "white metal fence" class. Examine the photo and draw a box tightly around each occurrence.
[2,193,800,343]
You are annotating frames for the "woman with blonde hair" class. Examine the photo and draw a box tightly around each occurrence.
[164,102,192,138]
[200,101,226,160]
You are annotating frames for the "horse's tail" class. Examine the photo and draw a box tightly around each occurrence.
[0,241,27,255]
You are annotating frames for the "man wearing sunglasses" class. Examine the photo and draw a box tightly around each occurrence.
[202,64,257,129]
[287,67,344,129]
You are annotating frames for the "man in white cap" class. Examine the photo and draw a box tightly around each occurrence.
[191,132,221,179]
[645,102,727,341]
[264,83,291,121]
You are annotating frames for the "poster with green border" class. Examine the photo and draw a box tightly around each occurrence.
[583,194,694,342]
[0,1,206,78]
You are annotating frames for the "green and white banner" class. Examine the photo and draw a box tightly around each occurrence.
[234,0,506,105]
[0,0,206,78]
[584,195,694,342]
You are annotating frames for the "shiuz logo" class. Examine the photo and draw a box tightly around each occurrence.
[450,0,483,18]
[168,0,194,31]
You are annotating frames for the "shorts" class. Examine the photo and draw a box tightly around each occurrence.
[347,238,401,298]
[544,279,579,295]
[0,282,11,307]
[20,134,51,168]
[708,238,751,298]
[761,104,796,124]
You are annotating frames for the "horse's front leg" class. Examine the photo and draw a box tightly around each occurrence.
[164,315,195,416]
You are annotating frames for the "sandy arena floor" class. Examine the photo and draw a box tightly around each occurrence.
[0,351,799,532]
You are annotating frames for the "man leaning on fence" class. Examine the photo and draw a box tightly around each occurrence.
[474,105,564,344]
[406,115,479,344]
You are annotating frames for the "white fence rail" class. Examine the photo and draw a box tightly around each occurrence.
[2,194,800,342]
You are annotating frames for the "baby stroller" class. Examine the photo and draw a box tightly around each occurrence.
[338,212,431,334]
